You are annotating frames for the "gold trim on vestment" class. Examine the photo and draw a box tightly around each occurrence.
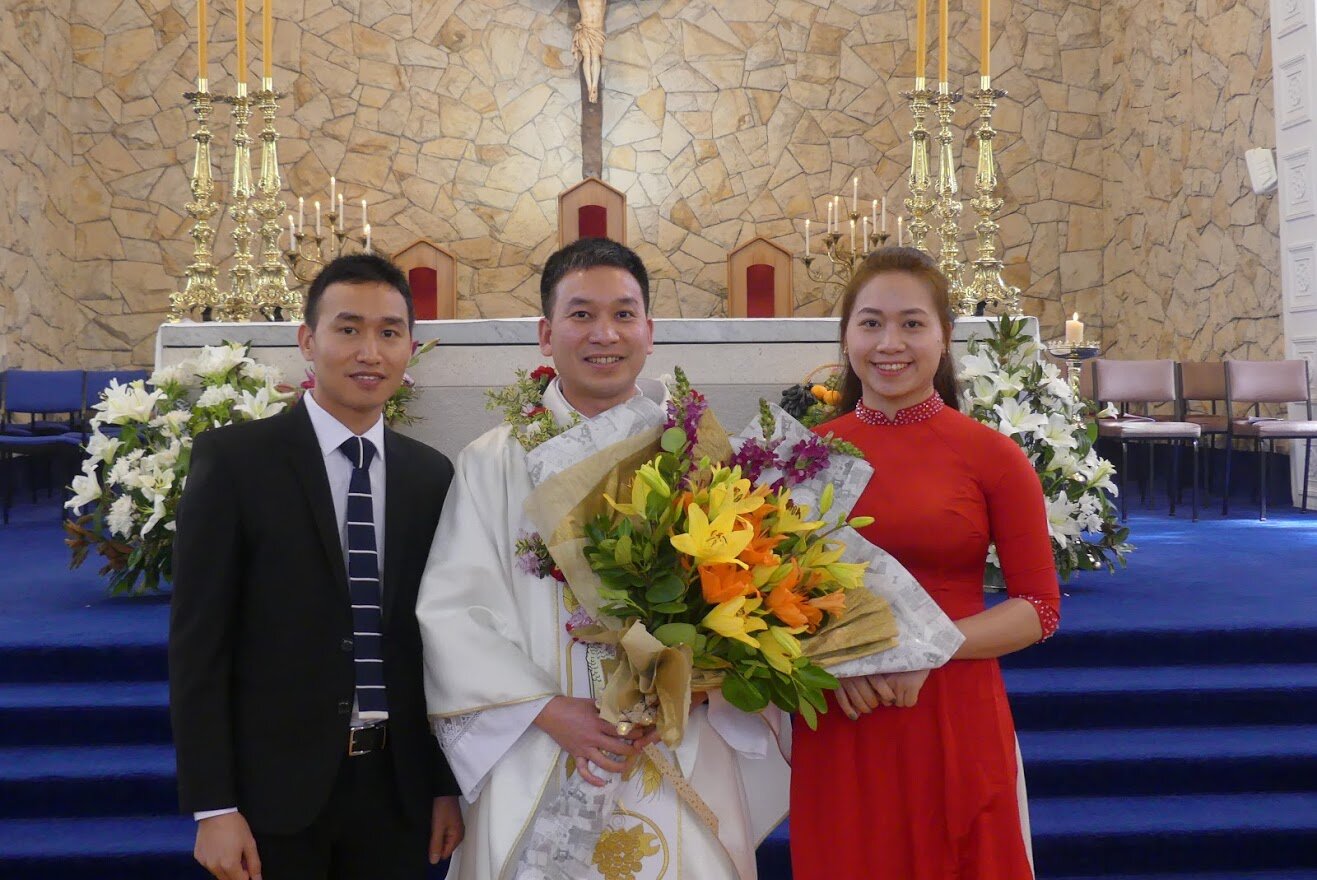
[427,690,558,721]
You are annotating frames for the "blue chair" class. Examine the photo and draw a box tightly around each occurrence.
[1,370,88,523]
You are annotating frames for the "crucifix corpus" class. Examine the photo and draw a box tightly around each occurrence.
[573,0,606,178]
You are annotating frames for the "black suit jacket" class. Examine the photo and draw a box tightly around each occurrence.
[169,402,458,834]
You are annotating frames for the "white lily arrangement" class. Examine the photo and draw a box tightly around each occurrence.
[960,317,1132,582]
[65,342,293,594]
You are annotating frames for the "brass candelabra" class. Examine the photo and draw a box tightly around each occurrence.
[169,82,221,323]
[284,215,370,286]
[932,83,968,311]
[901,77,935,253]
[252,78,298,321]
[962,76,1021,316]
[218,83,257,323]
[802,217,890,296]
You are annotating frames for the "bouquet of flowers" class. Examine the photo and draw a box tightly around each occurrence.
[960,316,1133,580]
[582,376,877,730]
[64,342,292,595]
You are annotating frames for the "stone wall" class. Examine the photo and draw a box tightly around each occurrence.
[1100,0,1280,360]
[0,0,1283,367]
[0,0,80,369]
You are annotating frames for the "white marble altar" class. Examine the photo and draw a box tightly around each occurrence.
[156,317,1036,458]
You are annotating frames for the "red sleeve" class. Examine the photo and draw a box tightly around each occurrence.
[983,434,1061,641]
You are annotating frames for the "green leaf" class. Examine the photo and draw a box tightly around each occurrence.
[660,426,688,453]
[797,698,818,730]
[651,600,688,614]
[614,534,633,566]
[644,572,686,604]
[653,622,698,647]
[722,674,769,713]
[794,662,839,691]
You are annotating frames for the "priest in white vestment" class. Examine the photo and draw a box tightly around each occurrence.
[416,239,788,880]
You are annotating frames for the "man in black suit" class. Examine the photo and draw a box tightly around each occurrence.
[170,254,463,880]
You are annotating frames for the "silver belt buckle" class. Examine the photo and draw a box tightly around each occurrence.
[347,722,385,756]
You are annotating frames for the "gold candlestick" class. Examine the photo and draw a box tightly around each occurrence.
[932,82,967,311]
[220,83,256,322]
[284,214,366,286]
[902,77,935,253]
[251,77,296,321]
[170,81,222,322]
[801,213,891,307]
[963,76,1021,315]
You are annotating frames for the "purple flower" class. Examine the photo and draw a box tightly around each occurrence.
[565,606,597,636]
[781,437,830,485]
[730,439,781,484]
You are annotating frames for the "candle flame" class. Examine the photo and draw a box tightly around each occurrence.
[1072,312,1079,321]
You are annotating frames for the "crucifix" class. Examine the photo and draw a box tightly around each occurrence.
[572,0,606,178]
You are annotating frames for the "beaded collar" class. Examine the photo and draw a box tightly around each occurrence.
[855,394,945,426]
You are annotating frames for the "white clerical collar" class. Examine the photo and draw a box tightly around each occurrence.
[542,376,669,428]
[303,389,386,464]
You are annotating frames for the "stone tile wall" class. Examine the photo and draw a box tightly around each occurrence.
[0,0,1282,368]
[1100,0,1280,360]
[0,0,80,369]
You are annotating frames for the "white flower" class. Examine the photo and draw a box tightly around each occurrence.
[243,362,284,386]
[151,409,192,437]
[1085,457,1118,494]
[85,431,122,465]
[234,387,288,420]
[1034,413,1080,452]
[196,384,241,409]
[148,364,192,389]
[140,493,169,536]
[193,343,254,380]
[1045,447,1080,477]
[1045,494,1081,543]
[993,398,1049,439]
[105,449,144,489]
[106,495,137,538]
[93,380,162,426]
[957,352,999,382]
[971,376,1001,406]
[66,472,102,513]
[1039,363,1073,401]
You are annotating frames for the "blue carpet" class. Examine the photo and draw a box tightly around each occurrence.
[3,494,1317,879]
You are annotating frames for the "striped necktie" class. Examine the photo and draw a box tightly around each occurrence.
[339,436,387,716]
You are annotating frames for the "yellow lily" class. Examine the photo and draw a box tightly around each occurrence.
[671,503,754,567]
[767,493,824,535]
[604,460,670,517]
[702,595,769,647]
[756,626,804,673]
[705,471,766,520]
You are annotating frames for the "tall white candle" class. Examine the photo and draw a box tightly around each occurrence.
[871,199,878,232]
[862,216,869,248]
[805,218,811,257]
[897,216,904,247]
[329,176,336,206]
[364,223,372,252]
[337,193,344,231]
[849,218,855,253]
[881,196,888,232]
[852,177,858,214]
[1065,313,1085,344]
[315,200,321,237]
[361,199,368,230]
[297,196,304,232]
[287,214,295,248]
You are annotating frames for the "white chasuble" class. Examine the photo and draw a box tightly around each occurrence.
[417,381,788,880]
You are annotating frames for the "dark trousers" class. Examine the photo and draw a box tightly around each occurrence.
[252,747,429,880]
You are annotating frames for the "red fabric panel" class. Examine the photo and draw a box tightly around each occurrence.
[409,267,438,320]
[578,204,608,239]
[746,263,776,317]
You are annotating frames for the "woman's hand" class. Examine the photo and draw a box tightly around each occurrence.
[834,674,897,720]
[880,669,930,708]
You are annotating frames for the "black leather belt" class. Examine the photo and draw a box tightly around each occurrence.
[348,721,387,756]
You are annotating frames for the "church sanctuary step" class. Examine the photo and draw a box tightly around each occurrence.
[0,681,171,747]
[0,745,177,819]
[0,815,203,880]
[1010,624,1317,669]
[1019,725,1317,798]
[0,641,168,685]
[1031,792,1317,875]
[1004,664,1317,729]
[1048,874,1317,880]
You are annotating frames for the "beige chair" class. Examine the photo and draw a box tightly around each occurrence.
[392,239,457,320]
[557,177,627,247]
[1093,359,1201,521]
[1177,361,1228,494]
[727,236,793,318]
[1222,359,1317,520]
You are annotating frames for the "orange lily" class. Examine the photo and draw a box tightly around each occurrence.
[763,564,824,633]
[738,531,785,567]
[807,591,848,617]
[699,563,756,604]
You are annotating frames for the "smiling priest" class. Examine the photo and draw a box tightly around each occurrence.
[415,239,787,880]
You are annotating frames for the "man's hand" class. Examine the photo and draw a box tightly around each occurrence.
[881,668,931,708]
[835,674,897,720]
[533,696,648,787]
[194,812,261,880]
[428,795,464,864]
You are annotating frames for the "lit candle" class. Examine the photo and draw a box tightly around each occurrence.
[851,176,858,214]
[197,0,208,86]
[1065,312,1084,344]
[364,223,372,252]
[897,216,904,247]
[862,216,870,248]
[980,0,990,79]
[314,200,321,237]
[297,196,304,232]
[833,195,840,232]
[236,0,247,84]
[361,198,368,230]
[287,214,295,248]
[871,199,878,233]
[939,0,949,84]
[261,0,272,81]
[849,218,855,253]
[881,196,888,232]
[337,193,345,230]
[916,0,927,81]
[329,176,336,206]
[805,218,811,257]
